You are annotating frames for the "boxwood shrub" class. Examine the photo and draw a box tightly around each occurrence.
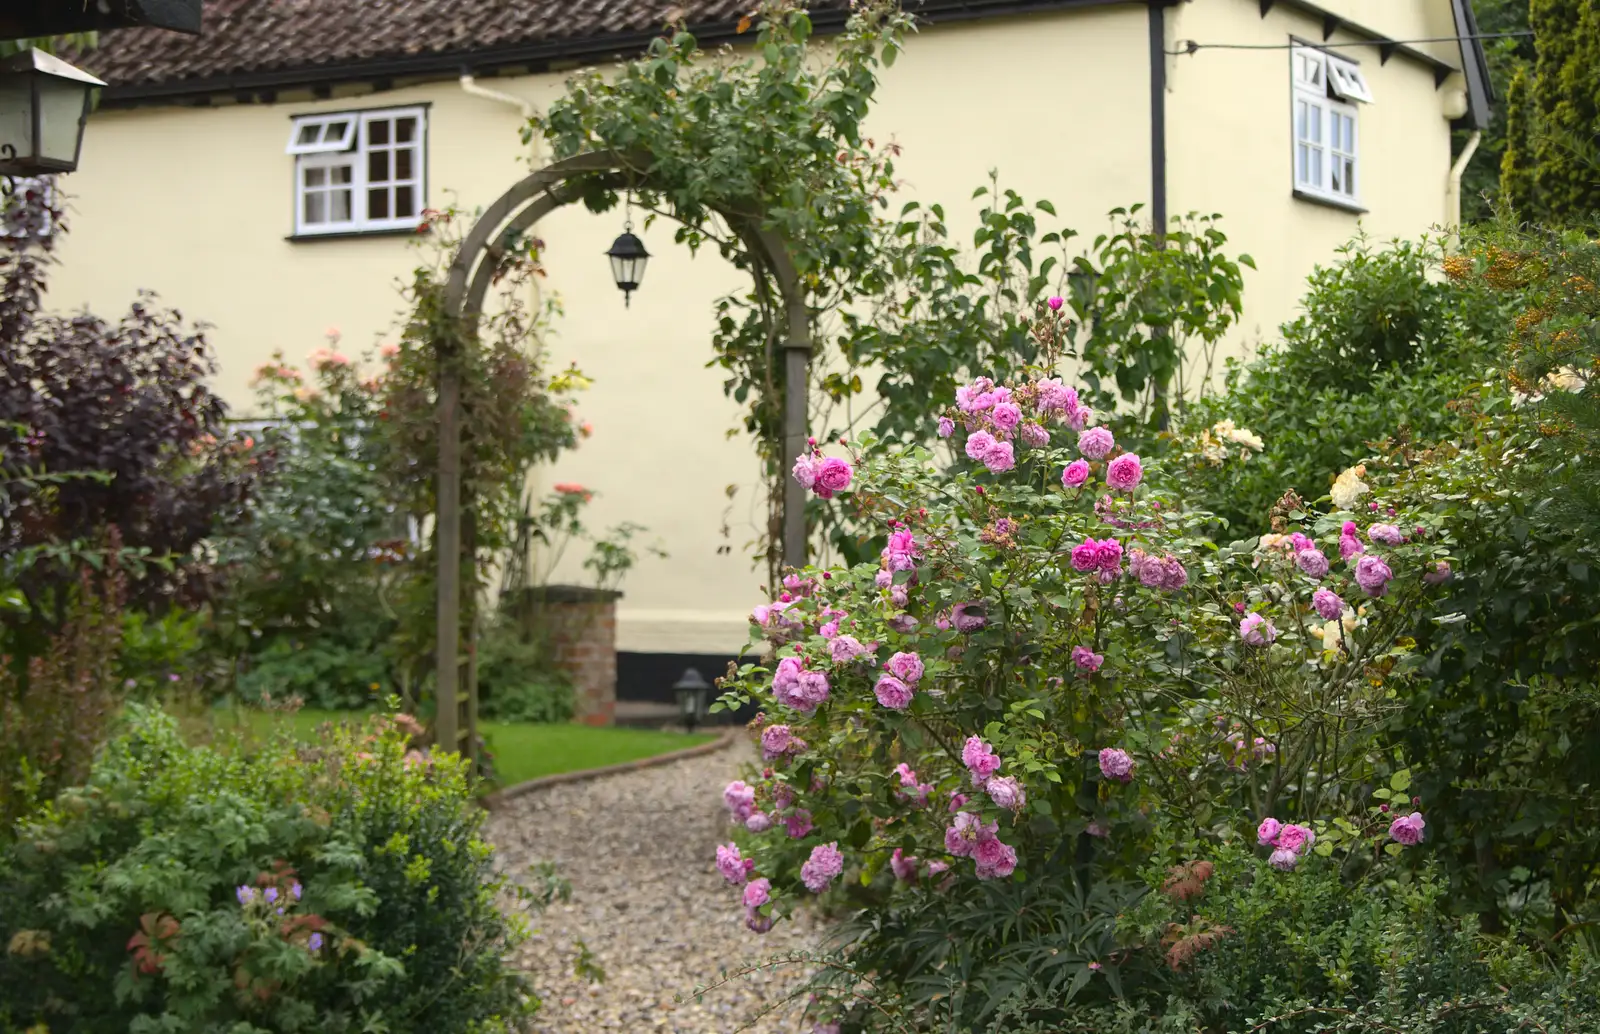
[0,706,535,1033]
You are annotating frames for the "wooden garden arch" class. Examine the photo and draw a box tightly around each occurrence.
[434,149,813,760]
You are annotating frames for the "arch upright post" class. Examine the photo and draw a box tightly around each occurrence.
[434,151,811,759]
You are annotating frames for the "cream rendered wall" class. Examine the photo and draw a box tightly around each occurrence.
[41,0,1464,657]
[1165,0,1461,361]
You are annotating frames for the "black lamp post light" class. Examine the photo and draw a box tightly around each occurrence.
[0,48,104,179]
[605,220,650,307]
[673,667,711,734]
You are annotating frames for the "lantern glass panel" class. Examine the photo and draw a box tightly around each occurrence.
[38,75,88,167]
[0,78,33,163]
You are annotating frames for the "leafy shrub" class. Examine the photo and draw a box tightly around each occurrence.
[1374,382,1600,934]
[1173,237,1513,532]
[0,564,124,831]
[995,849,1599,1034]
[713,349,1457,1032]
[475,623,575,724]
[0,183,262,632]
[0,706,536,1032]
[232,627,394,712]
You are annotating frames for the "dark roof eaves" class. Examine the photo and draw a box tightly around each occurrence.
[97,0,1135,107]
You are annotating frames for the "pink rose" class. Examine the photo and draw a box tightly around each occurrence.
[815,457,853,494]
[873,674,914,710]
[1062,459,1090,488]
[885,651,924,683]
[1389,812,1426,846]
[1106,453,1143,493]
[1276,823,1315,855]
[1078,426,1115,460]
[1256,817,1282,847]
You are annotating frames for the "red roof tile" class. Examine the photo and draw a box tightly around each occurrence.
[83,0,1077,101]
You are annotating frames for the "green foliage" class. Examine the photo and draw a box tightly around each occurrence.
[0,565,124,831]
[1458,0,1535,224]
[0,706,537,1032]
[716,359,1455,1031]
[1174,237,1511,532]
[1497,0,1600,224]
[474,622,575,724]
[1500,65,1539,218]
[537,1,1251,576]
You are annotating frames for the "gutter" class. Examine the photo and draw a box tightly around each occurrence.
[1446,130,1482,245]
[96,0,1142,107]
[1148,0,1170,235]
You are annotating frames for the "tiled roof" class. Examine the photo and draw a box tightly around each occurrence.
[82,0,1082,102]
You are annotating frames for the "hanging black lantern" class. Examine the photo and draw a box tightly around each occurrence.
[605,223,650,307]
[0,48,104,178]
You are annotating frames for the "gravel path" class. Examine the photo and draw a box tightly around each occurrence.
[487,740,827,1033]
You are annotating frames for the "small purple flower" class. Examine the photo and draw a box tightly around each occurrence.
[1368,523,1404,546]
[1047,295,1064,311]
[1098,747,1135,783]
[307,933,324,952]
[724,780,756,821]
[800,843,845,892]
[1078,426,1115,460]
[985,775,1026,811]
[1239,613,1277,646]
[717,843,752,885]
[263,887,279,904]
[1071,645,1104,673]
[1268,847,1300,872]
[944,811,997,857]
[830,635,869,665]
[785,810,814,838]
[761,724,806,761]
[1062,459,1090,488]
[973,837,1018,880]
[236,885,256,906]
[1354,555,1393,597]
[1312,588,1346,621]
[952,603,987,633]
[962,736,1002,784]
[937,416,955,438]
[1296,548,1330,579]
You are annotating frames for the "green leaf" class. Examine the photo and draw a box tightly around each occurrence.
[1389,769,1412,793]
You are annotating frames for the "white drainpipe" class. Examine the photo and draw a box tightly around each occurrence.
[459,73,548,515]
[1447,130,1482,249]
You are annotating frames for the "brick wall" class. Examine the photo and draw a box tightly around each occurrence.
[505,586,622,726]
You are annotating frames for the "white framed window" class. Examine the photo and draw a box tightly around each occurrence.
[1291,46,1370,208]
[287,106,426,236]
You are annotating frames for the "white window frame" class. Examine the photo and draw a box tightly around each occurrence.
[1291,45,1367,209]
[288,105,427,237]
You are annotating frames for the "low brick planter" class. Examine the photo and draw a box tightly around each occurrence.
[503,585,622,726]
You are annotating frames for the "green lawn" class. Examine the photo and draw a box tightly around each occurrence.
[212,708,716,789]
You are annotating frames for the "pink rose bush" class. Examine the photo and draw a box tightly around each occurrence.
[722,370,1451,1009]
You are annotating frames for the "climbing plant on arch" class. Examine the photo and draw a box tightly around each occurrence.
[431,1,912,756]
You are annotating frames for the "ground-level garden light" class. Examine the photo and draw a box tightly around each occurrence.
[0,48,103,179]
[674,668,711,734]
[605,220,650,307]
